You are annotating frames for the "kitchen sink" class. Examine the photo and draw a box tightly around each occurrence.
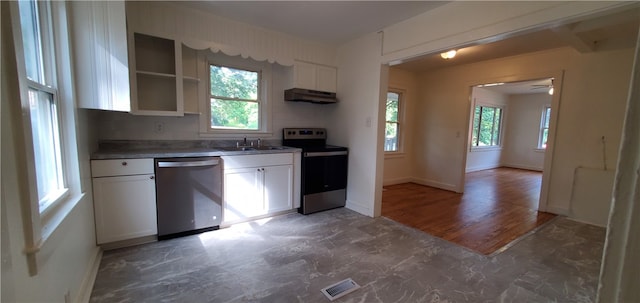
[219,146,292,151]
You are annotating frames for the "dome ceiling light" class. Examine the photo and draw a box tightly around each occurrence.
[440,50,457,59]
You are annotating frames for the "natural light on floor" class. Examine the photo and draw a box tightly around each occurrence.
[198,217,273,245]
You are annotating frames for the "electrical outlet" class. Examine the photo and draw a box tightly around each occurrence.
[64,290,71,303]
[153,122,165,134]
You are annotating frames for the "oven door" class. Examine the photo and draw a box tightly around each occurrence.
[301,150,348,214]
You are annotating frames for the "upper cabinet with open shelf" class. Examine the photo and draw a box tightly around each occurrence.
[128,33,203,116]
[128,32,184,115]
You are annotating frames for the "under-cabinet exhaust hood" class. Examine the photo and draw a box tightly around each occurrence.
[284,88,338,104]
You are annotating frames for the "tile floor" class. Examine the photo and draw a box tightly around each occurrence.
[90,208,606,303]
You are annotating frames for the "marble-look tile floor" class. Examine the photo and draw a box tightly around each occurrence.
[90,208,606,303]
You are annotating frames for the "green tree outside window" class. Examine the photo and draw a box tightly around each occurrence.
[210,65,260,130]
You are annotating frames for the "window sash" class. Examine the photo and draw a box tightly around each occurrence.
[19,0,67,214]
[539,106,551,148]
[385,91,401,152]
[472,105,503,147]
[208,63,262,131]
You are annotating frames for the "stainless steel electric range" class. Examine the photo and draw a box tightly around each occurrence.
[282,128,348,214]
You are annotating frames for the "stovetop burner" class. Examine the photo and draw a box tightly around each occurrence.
[282,128,347,152]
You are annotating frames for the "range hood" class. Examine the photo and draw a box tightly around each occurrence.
[284,88,338,104]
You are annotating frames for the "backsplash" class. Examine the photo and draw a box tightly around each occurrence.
[92,99,332,141]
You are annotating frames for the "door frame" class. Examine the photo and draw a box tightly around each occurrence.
[458,70,565,211]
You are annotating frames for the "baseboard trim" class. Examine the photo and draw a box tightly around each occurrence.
[465,165,500,173]
[545,205,569,216]
[383,177,413,186]
[502,164,543,171]
[346,199,373,217]
[75,247,102,303]
[410,178,458,192]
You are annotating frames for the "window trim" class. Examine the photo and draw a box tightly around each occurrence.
[384,89,404,153]
[201,53,272,137]
[470,103,505,150]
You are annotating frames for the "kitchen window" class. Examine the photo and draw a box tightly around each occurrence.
[471,105,503,148]
[385,91,402,152]
[12,0,84,272]
[18,0,68,213]
[209,64,261,130]
[538,106,551,149]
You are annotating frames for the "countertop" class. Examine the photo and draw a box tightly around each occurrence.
[91,140,301,160]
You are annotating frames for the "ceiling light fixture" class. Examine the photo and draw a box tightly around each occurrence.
[440,50,457,59]
[477,82,504,88]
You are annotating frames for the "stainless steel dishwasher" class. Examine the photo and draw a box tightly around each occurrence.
[155,157,222,240]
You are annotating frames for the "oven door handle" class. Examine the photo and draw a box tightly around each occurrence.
[304,151,348,157]
[157,159,220,168]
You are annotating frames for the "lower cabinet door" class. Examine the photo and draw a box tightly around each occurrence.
[263,165,293,213]
[223,168,265,223]
[93,174,157,244]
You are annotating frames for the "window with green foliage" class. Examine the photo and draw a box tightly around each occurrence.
[385,91,401,152]
[471,105,503,147]
[209,65,260,130]
[538,106,551,149]
[19,0,68,213]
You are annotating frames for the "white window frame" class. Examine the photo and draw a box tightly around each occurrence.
[538,105,552,149]
[470,103,504,149]
[10,0,83,275]
[384,89,404,153]
[200,52,272,137]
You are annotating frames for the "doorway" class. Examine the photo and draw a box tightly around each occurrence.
[464,77,556,212]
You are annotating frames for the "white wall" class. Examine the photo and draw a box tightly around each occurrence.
[502,93,551,171]
[410,46,633,215]
[383,67,418,185]
[465,87,509,172]
[329,32,386,217]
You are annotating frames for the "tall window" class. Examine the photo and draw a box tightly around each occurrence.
[209,64,260,130]
[538,106,551,148]
[385,91,402,152]
[18,0,67,213]
[471,105,503,147]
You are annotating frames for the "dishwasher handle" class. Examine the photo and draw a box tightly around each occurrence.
[157,159,220,168]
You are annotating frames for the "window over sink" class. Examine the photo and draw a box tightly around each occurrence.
[209,65,260,130]
[203,52,272,136]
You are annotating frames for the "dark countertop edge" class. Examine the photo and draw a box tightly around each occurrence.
[91,147,302,160]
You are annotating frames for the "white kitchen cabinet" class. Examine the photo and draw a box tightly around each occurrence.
[126,31,204,116]
[69,1,130,111]
[293,60,337,93]
[222,154,294,224]
[182,45,201,114]
[91,159,157,245]
[128,32,184,115]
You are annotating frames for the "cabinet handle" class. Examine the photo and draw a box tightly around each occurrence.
[150,176,155,180]
[121,161,128,166]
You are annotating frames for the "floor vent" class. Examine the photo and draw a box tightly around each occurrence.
[321,278,360,301]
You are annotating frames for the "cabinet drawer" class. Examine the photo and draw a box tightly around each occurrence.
[222,153,293,169]
[91,158,154,177]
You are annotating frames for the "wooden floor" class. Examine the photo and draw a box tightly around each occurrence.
[382,168,556,255]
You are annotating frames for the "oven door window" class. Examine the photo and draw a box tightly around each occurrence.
[303,154,348,194]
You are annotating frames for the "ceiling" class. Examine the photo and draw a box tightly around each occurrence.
[175,1,448,45]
